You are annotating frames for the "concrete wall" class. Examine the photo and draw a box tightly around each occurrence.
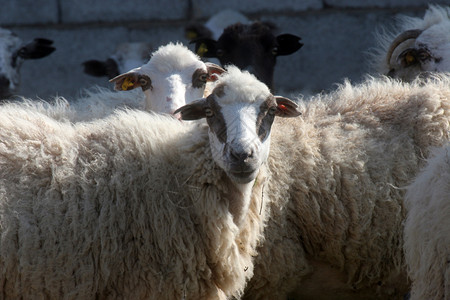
[1,0,448,100]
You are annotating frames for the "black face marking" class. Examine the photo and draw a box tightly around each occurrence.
[205,94,227,144]
[192,68,208,88]
[138,74,152,91]
[256,96,276,141]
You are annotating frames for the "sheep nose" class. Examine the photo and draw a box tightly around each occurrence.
[229,147,254,163]
[0,76,10,89]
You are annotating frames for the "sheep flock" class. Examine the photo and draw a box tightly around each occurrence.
[0,4,450,300]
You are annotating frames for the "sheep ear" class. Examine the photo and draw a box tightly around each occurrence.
[17,38,55,59]
[82,58,119,78]
[191,38,217,58]
[109,71,152,91]
[274,96,302,118]
[174,99,207,120]
[205,62,225,81]
[275,34,303,56]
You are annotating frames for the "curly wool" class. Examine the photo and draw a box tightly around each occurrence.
[404,144,450,300]
[244,74,450,299]
[0,105,268,299]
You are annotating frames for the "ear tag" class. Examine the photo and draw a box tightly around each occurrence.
[122,77,135,90]
[197,43,208,57]
[187,31,197,40]
[278,104,287,111]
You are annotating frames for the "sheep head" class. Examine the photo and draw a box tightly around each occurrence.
[109,43,225,116]
[0,28,55,99]
[191,21,303,90]
[82,42,153,79]
[175,66,301,184]
[385,10,450,81]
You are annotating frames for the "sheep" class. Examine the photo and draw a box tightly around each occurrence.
[82,42,153,79]
[403,144,450,300]
[190,20,303,91]
[0,65,301,299]
[108,42,224,116]
[241,74,450,299]
[0,27,55,99]
[185,9,250,41]
[372,5,450,82]
[16,42,224,123]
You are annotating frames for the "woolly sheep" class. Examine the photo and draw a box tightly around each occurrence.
[403,144,450,300]
[242,74,450,299]
[190,20,303,90]
[0,27,55,99]
[82,42,153,79]
[372,5,450,82]
[109,42,224,116]
[18,42,224,123]
[0,66,301,299]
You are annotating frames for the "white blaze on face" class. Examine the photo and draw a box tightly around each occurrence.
[142,61,207,115]
[206,84,274,184]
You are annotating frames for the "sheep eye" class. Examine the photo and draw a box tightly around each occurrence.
[216,49,224,57]
[268,106,277,116]
[139,77,148,86]
[271,47,278,55]
[199,73,208,82]
[404,53,416,65]
[205,107,214,117]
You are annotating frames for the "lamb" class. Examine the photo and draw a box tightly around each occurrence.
[241,74,450,299]
[82,42,153,79]
[190,20,303,90]
[0,66,301,299]
[372,4,450,82]
[403,144,450,300]
[0,27,55,99]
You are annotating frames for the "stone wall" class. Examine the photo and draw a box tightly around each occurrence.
[1,0,447,100]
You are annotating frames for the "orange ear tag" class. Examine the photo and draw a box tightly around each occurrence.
[279,104,287,111]
[121,77,135,90]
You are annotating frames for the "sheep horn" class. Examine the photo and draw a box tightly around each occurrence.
[385,29,423,65]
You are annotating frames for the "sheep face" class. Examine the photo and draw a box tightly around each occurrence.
[0,28,55,99]
[111,43,224,116]
[175,66,301,184]
[82,42,153,79]
[192,22,303,90]
[386,17,450,81]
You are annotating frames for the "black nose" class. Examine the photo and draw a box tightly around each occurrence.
[229,147,254,163]
[0,76,10,89]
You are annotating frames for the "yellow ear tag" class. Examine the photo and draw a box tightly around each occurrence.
[197,43,208,57]
[121,77,135,90]
[186,30,197,40]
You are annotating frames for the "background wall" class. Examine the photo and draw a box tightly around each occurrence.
[1,0,448,100]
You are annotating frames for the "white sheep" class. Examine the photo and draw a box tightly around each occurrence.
[0,27,55,99]
[403,144,450,300]
[82,42,153,79]
[371,5,450,82]
[0,66,301,299]
[242,74,450,299]
[15,42,224,123]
